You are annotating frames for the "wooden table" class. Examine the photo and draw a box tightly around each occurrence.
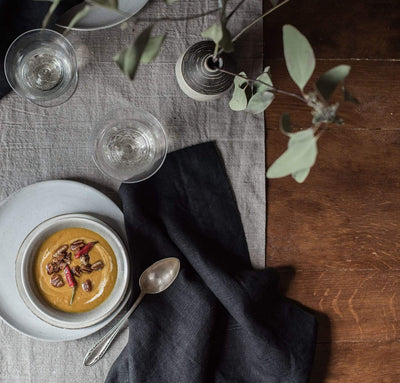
[263,0,400,381]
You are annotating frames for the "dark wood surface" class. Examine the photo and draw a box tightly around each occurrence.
[263,0,400,381]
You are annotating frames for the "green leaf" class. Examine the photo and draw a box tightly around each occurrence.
[201,1,233,53]
[316,65,351,102]
[283,25,315,91]
[87,0,119,10]
[343,86,360,104]
[253,66,273,93]
[219,24,234,53]
[114,26,153,81]
[201,23,222,44]
[41,0,62,29]
[140,35,166,63]
[62,4,91,34]
[202,23,219,38]
[246,91,274,114]
[244,67,274,114]
[292,168,310,183]
[229,73,249,111]
[279,113,291,135]
[201,23,233,53]
[267,128,318,179]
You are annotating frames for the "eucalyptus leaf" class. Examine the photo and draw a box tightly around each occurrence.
[140,35,166,63]
[283,25,315,91]
[279,113,291,135]
[292,168,310,183]
[201,23,233,53]
[114,26,152,80]
[243,67,274,113]
[343,86,360,104]
[246,91,274,114]
[253,66,273,93]
[229,73,249,111]
[219,24,234,53]
[316,65,351,102]
[201,0,233,53]
[267,128,318,179]
[87,0,119,10]
[41,0,61,29]
[62,4,91,34]
[201,23,222,45]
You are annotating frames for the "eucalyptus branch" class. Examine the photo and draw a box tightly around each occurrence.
[226,0,247,22]
[62,4,91,35]
[231,0,290,43]
[218,68,308,103]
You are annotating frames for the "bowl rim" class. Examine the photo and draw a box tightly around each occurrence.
[15,213,130,329]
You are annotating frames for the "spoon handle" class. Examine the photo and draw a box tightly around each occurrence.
[83,292,145,366]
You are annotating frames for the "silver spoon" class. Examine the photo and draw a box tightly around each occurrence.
[83,257,181,366]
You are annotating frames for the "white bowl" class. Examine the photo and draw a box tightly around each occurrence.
[15,213,130,329]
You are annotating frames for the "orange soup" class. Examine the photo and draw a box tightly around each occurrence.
[34,228,118,313]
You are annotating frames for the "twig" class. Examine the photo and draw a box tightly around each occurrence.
[218,68,308,103]
[226,0,247,22]
[231,0,290,43]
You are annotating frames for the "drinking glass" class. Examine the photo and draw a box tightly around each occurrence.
[93,108,168,183]
[4,29,78,107]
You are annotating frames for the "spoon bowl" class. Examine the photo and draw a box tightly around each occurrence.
[139,257,181,294]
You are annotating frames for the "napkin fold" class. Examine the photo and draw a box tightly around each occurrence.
[106,142,317,383]
[0,0,80,98]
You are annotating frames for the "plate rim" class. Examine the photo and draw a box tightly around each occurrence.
[0,180,131,342]
[56,0,149,32]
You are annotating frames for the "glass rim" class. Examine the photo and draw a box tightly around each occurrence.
[92,107,168,184]
[4,28,78,107]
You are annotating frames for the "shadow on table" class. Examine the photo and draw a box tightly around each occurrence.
[275,266,332,383]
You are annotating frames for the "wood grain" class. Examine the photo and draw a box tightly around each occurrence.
[263,0,400,381]
[278,269,400,342]
[263,0,400,59]
[266,61,400,271]
[310,341,400,383]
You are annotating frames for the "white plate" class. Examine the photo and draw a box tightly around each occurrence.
[0,180,131,341]
[57,0,149,31]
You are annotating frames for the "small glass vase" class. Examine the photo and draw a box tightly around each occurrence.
[175,40,236,102]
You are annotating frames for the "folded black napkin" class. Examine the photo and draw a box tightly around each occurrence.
[106,142,317,383]
[0,0,79,98]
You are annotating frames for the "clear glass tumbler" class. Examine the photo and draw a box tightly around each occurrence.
[93,108,168,183]
[4,29,78,107]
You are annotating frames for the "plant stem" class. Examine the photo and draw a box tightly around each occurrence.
[226,0,247,22]
[218,68,308,103]
[231,0,290,43]
[213,43,220,59]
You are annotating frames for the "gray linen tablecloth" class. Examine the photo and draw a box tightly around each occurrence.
[0,1,264,381]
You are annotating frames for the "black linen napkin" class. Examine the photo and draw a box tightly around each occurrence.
[0,0,80,98]
[106,142,317,383]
